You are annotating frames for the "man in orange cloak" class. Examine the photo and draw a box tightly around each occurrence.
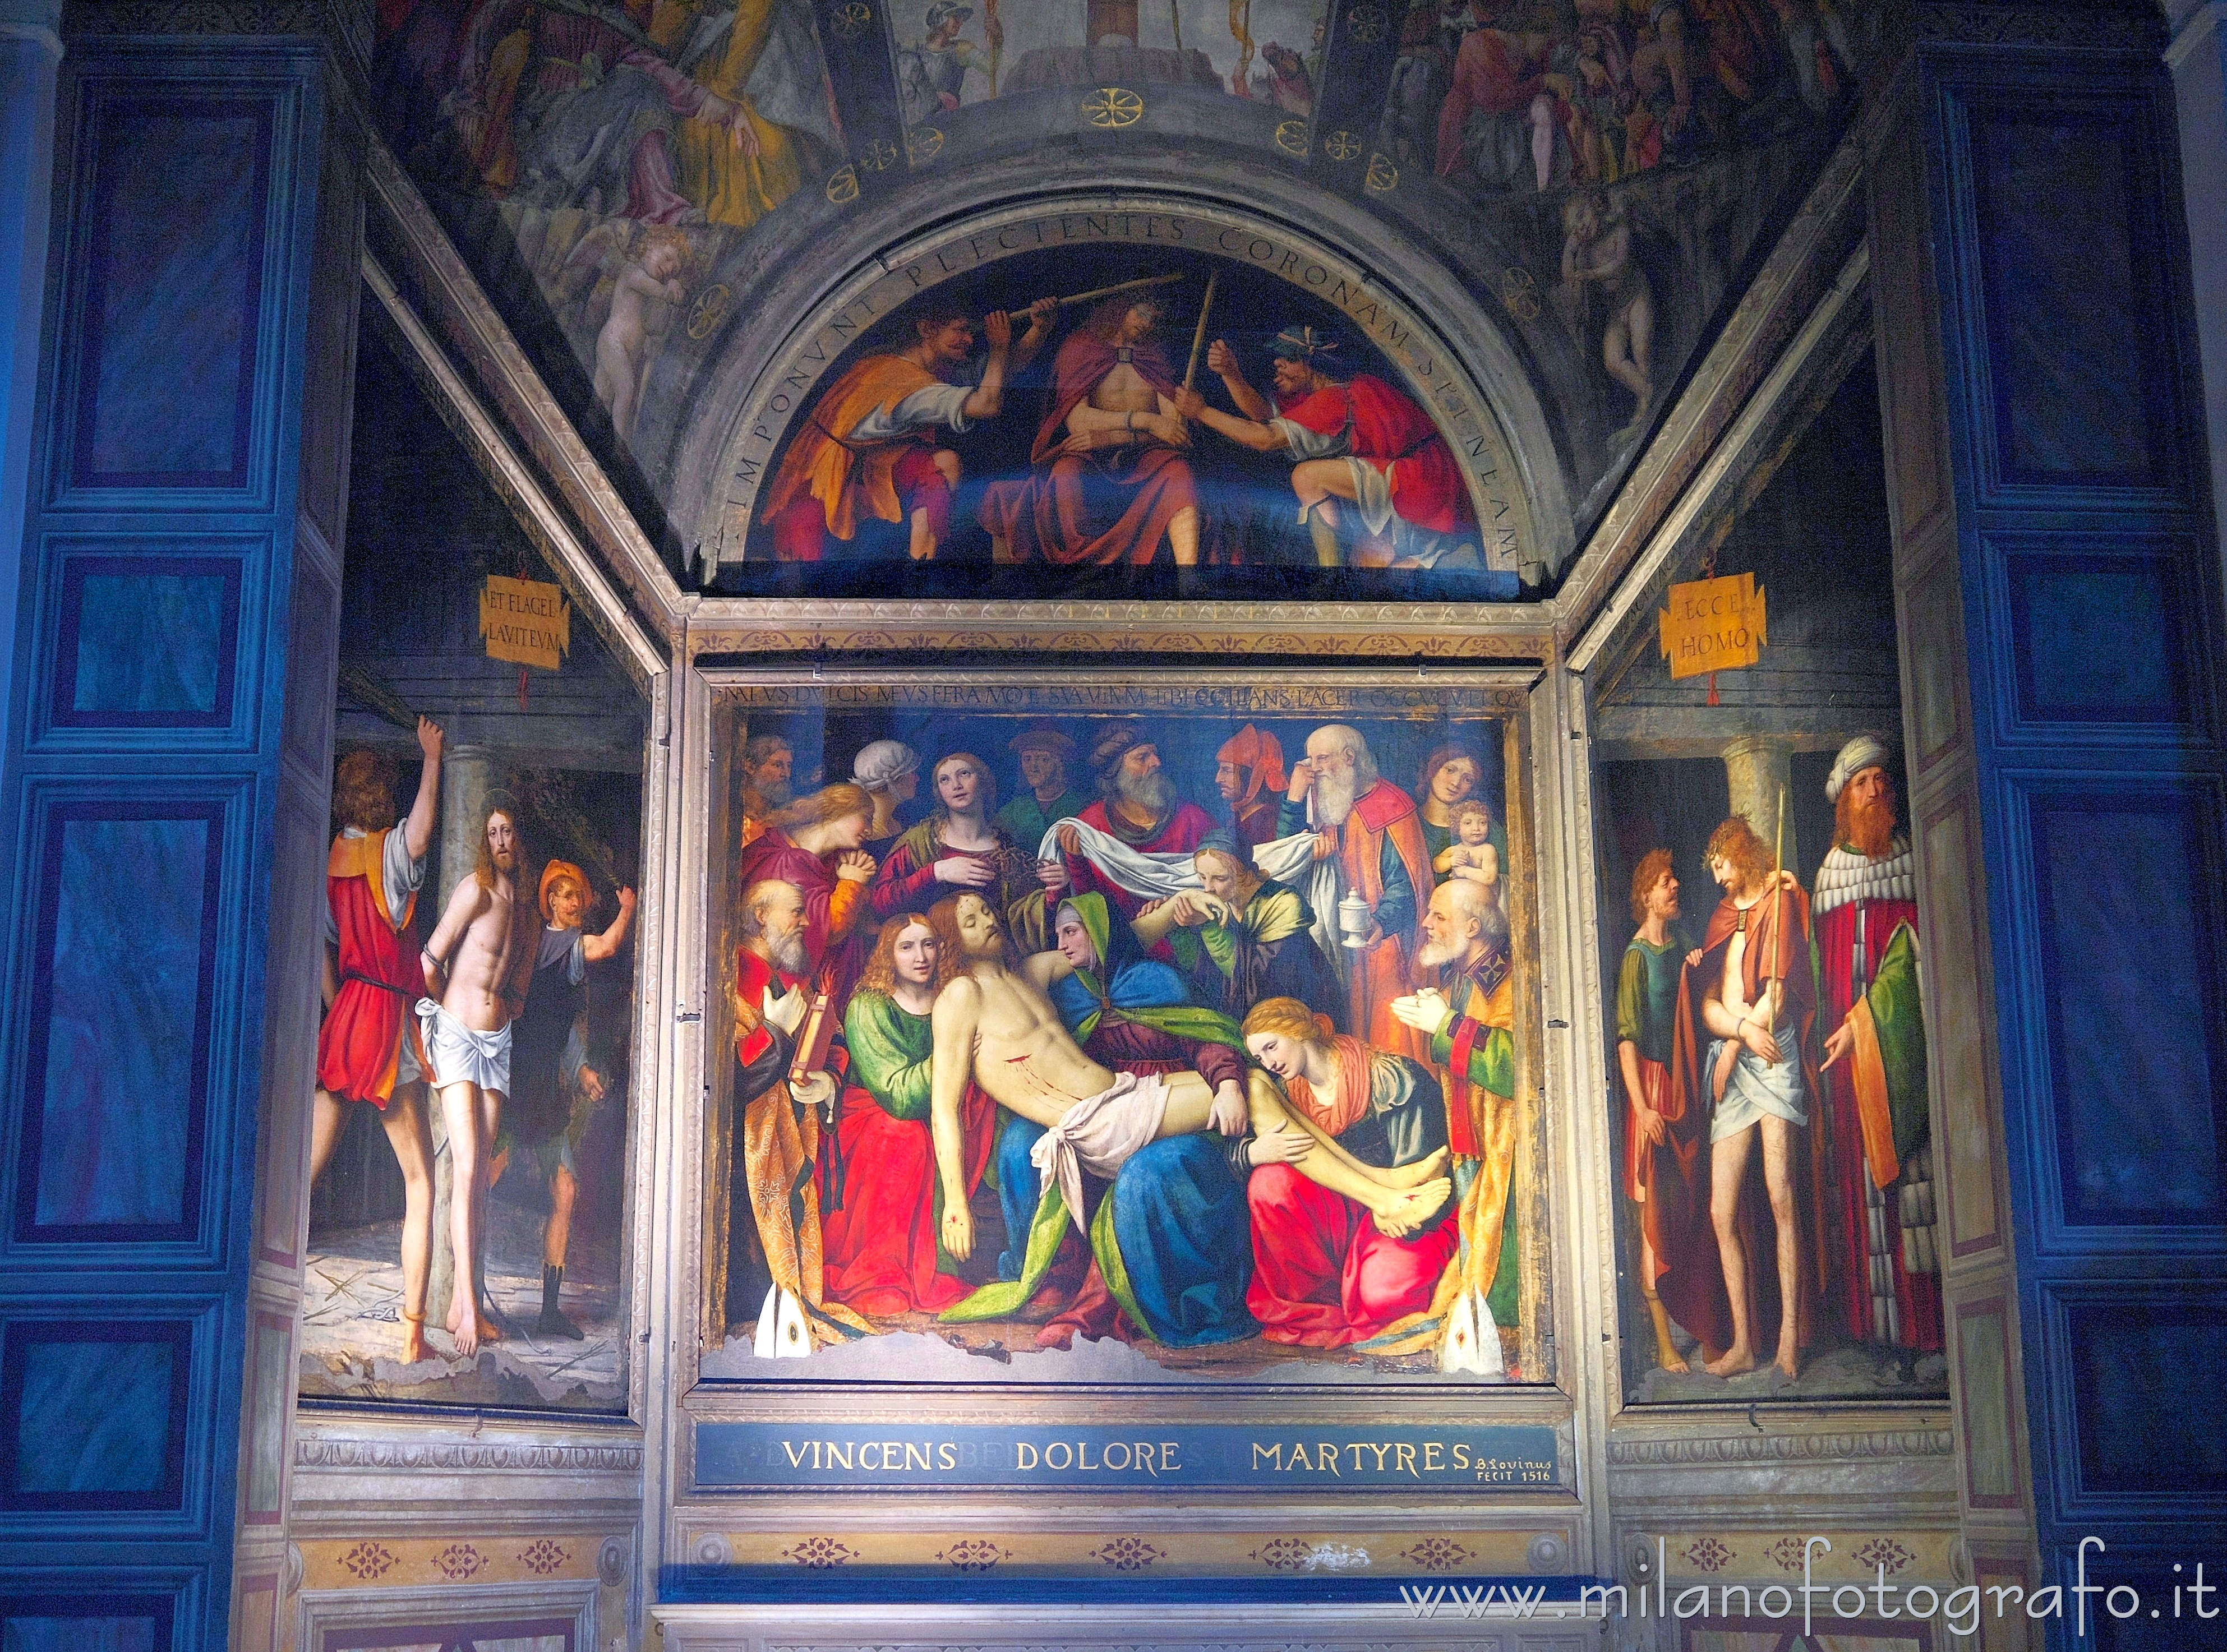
[1277,723,1433,1058]
[762,297,1052,561]
[1668,814,1831,1381]
[310,717,444,1363]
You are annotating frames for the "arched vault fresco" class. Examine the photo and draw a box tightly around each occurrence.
[367,0,1889,599]
[686,196,1549,593]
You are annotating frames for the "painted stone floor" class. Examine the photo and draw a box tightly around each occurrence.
[299,1197,625,1409]
[703,1179,1524,1384]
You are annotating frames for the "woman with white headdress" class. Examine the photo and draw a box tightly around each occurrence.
[852,738,921,842]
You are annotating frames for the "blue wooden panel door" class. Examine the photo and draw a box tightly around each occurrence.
[0,42,340,1651]
[1912,36,2227,1644]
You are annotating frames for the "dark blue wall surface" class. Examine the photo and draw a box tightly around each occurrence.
[0,41,340,1651]
[1907,35,2227,1642]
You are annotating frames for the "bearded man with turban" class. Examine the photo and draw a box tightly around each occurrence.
[1813,735,1941,1353]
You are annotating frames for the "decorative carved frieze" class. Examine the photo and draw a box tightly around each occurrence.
[1606,1429,1953,1466]
[295,1436,645,1473]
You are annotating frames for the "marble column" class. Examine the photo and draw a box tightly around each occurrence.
[1719,732,1795,879]
[435,741,497,905]
[427,742,497,1331]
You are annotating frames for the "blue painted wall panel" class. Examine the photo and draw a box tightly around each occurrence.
[2068,1303,2227,1494]
[58,560,239,723]
[0,1614,161,1652]
[16,805,220,1240]
[0,43,333,1646]
[1969,105,2173,489]
[2,1323,188,1506]
[69,100,269,491]
[2005,552,2192,726]
[2029,792,2227,1224]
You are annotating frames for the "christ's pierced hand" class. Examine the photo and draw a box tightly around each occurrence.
[942,1202,975,1261]
[1208,1081,1248,1137]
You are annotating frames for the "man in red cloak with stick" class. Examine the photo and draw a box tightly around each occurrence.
[978,292,1204,566]
[1174,324,1481,569]
[1668,812,1830,1380]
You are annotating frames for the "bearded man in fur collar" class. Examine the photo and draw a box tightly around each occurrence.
[1813,735,1941,1354]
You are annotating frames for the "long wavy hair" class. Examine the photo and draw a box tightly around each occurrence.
[332,750,395,834]
[856,911,966,998]
[927,893,1018,972]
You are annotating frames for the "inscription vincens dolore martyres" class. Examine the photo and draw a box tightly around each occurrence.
[696,1423,1558,1491]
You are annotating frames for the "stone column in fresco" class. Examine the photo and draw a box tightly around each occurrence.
[1720,732,1796,878]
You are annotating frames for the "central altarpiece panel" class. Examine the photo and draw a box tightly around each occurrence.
[656,665,1587,1587]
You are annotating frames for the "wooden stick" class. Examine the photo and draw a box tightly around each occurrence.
[1183,270,1219,390]
[1769,782,1788,990]
[1055,272,1184,308]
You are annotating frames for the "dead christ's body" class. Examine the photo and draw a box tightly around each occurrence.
[927,893,1449,1259]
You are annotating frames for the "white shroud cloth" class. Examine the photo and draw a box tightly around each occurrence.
[1037,816,1348,978]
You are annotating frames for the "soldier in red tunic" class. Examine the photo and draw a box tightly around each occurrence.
[310,716,444,1363]
[1174,325,1482,570]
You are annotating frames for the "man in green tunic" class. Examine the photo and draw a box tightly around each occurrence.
[1130,832,1345,1030]
[1616,847,1706,1373]
[995,721,1092,849]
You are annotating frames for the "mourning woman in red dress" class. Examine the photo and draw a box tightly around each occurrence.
[1238,997,1458,1348]
[818,913,995,1316]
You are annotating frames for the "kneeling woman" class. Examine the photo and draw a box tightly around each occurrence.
[819,913,994,1316]
[1241,998,1460,1347]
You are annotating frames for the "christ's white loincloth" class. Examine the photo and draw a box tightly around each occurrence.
[1706,1025,1808,1143]
[415,998,513,1093]
[1027,1070,1173,1234]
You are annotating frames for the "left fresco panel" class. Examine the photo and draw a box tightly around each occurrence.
[297,321,648,1412]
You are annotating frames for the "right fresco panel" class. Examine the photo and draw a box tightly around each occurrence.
[1590,354,1949,1402]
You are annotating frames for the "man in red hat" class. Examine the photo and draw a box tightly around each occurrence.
[1214,723,1287,852]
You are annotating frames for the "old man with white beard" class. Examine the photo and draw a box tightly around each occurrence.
[1275,724,1435,1055]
